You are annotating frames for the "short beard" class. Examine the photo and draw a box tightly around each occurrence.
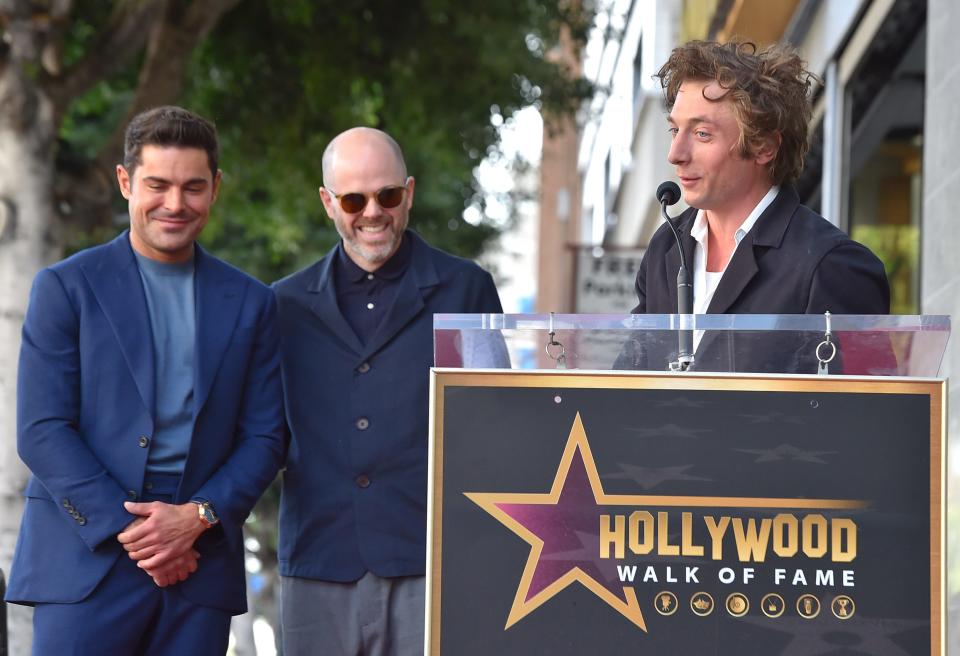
[340,230,401,267]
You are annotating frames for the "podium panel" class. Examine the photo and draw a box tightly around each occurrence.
[427,370,944,655]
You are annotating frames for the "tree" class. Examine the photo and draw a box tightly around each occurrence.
[63,0,592,279]
[0,1,590,652]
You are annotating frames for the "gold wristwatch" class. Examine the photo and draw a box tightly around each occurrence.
[195,501,219,529]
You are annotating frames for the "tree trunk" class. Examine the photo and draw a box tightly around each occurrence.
[0,65,61,655]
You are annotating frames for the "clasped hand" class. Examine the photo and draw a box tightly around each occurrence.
[117,501,206,587]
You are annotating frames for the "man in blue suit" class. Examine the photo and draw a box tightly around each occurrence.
[5,106,285,654]
[274,127,502,655]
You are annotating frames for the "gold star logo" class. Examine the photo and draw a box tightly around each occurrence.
[465,413,647,631]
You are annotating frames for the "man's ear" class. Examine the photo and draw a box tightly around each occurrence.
[211,170,223,204]
[404,176,416,210]
[754,132,781,167]
[117,165,132,199]
[318,187,336,219]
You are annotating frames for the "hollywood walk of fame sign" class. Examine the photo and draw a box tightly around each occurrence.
[426,370,944,655]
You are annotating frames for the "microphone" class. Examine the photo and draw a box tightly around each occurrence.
[656,181,681,206]
[656,181,694,371]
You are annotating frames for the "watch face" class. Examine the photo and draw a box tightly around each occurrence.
[200,503,219,525]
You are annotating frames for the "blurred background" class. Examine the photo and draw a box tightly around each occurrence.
[1,0,958,654]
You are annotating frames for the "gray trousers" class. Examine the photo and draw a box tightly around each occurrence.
[281,572,425,656]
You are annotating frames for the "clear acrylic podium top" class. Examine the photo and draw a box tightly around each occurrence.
[433,314,950,376]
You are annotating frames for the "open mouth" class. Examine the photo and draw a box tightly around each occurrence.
[357,224,389,235]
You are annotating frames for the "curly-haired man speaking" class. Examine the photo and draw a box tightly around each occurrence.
[630,40,889,372]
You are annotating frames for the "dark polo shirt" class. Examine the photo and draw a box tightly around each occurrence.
[333,233,412,344]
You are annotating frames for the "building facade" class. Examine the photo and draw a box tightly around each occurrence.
[538,1,959,647]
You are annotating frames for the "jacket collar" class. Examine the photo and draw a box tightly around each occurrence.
[306,230,440,358]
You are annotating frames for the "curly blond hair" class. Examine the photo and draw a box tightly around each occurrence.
[655,40,819,186]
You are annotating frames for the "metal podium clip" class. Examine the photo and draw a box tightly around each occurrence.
[545,312,567,369]
[816,311,837,376]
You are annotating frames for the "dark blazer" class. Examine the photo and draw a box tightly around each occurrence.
[5,232,285,614]
[623,187,890,373]
[274,231,502,582]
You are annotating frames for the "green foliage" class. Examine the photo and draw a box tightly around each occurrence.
[57,5,141,158]
[57,1,591,281]
[177,0,591,281]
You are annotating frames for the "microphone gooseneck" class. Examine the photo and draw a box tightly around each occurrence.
[657,181,687,274]
[657,181,694,371]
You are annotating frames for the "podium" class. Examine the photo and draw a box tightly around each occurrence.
[427,314,949,655]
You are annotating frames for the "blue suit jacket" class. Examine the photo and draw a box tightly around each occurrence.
[5,232,285,614]
[274,231,502,581]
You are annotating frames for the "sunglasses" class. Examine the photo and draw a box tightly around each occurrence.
[327,181,409,214]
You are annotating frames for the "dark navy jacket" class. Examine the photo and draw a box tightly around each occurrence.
[622,187,891,373]
[274,231,502,581]
[5,232,285,613]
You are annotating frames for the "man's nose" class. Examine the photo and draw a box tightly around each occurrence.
[164,188,185,212]
[361,194,382,217]
[668,132,689,166]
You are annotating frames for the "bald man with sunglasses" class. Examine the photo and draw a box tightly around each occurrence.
[273,127,502,655]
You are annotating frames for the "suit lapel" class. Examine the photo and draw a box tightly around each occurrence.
[705,187,798,314]
[307,247,365,354]
[362,232,439,359]
[193,245,244,415]
[81,232,156,417]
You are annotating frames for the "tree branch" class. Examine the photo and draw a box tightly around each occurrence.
[39,0,75,77]
[0,2,45,131]
[53,0,241,243]
[46,0,166,118]
[95,0,242,173]
[1,0,41,64]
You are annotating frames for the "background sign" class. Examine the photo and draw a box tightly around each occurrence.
[575,248,645,313]
[428,371,943,655]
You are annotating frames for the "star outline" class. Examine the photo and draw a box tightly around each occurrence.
[465,412,647,631]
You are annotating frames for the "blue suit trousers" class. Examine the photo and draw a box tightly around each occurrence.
[31,476,231,656]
